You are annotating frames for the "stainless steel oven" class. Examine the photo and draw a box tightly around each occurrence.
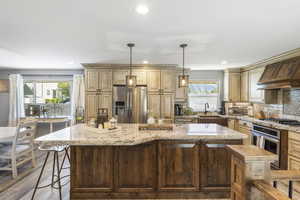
[251,124,280,169]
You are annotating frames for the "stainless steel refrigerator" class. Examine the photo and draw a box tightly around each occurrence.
[113,85,148,123]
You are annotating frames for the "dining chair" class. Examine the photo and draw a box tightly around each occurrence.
[0,121,37,178]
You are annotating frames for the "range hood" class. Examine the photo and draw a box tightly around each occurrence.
[258,56,300,89]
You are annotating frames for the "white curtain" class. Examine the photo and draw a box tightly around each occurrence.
[8,74,25,126]
[71,74,85,125]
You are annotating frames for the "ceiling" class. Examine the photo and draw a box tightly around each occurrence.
[0,0,300,70]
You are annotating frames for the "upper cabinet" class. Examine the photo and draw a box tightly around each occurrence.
[147,70,161,93]
[85,69,99,92]
[249,67,264,102]
[113,69,129,85]
[99,69,113,92]
[85,69,112,92]
[240,71,249,102]
[161,70,176,93]
[223,70,241,102]
[132,70,147,85]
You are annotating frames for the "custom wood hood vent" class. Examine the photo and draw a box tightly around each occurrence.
[258,56,300,89]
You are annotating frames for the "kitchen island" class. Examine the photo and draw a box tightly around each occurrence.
[35,123,247,199]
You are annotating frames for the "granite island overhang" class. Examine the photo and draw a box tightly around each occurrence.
[35,123,247,199]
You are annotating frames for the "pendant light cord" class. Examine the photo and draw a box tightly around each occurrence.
[130,45,132,76]
[182,45,185,76]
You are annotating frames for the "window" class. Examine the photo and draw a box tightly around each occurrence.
[188,80,219,112]
[24,81,71,117]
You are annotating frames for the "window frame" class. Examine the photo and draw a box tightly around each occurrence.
[187,80,221,112]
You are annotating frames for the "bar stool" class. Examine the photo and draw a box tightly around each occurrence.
[31,144,70,200]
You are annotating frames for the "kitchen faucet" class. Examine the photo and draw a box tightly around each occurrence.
[204,103,209,114]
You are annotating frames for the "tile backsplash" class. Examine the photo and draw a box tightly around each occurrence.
[283,89,300,116]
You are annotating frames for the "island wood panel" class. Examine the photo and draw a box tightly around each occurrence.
[114,142,157,192]
[70,146,114,192]
[200,140,242,191]
[158,141,200,191]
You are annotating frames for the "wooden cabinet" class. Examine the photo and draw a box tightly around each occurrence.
[148,93,161,118]
[85,69,99,92]
[71,146,114,192]
[161,93,174,119]
[113,69,129,85]
[198,117,228,126]
[161,70,175,93]
[238,120,252,145]
[99,93,112,118]
[201,143,232,190]
[85,92,112,120]
[85,92,98,119]
[223,71,241,102]
[158,141,199,191]
[249,67,265,102]
[85,69,112,92]
[115,143,157,192]
[147,70,161,92]
[132,70,147,85]
[228,119,239,131]
[240,71,249,102]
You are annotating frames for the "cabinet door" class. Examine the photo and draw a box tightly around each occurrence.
[223,72,229,101]
[158,141,199,191]
[132,70,147,85]
[241,71,249,102]
[100,69,112,92]
[99,93,112,118]
[86,92,99,120]
[115,143,157,192]
[229,73,241,102]
[249,67,265,102]
[71,146,113,192]
[113,70,129,85]
[85,70,99,91]
[148,93,161,118]
[201,143,231,190]
[161,70,175,93]
[161,93,174,119]
[147,70,161,92]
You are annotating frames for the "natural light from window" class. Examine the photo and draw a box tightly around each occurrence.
[188,80,219,112]
[24,81,71,117]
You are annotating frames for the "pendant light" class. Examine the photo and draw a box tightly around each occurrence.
[126,43,137,88]
[178,43,189,88]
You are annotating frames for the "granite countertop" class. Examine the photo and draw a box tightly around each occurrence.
[219,114,300,133]
[34,123,247,146]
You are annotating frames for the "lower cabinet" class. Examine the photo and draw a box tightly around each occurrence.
[198,117,228,126]
[115,143,157,192]
[201,144,231,190]
[71,146,114,192]
[158,141,200,191]
[70,140,242,199]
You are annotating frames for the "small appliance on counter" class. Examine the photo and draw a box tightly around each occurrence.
[218,101,226,115]
[175,104,184,116]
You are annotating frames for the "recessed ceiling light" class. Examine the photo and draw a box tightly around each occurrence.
[136,5,149,15]
[221,60,228,65]
[143,60,149,64]
[67,60,74,65]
